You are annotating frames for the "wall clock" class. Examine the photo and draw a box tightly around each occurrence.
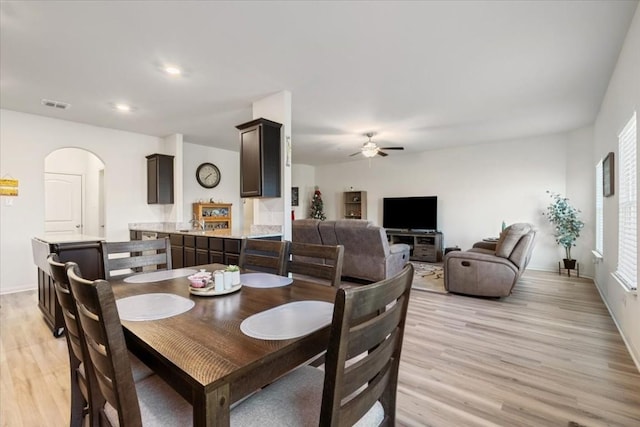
[196,163,221,188]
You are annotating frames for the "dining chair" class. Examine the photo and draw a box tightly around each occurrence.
[238,238,290,276]
[66,262,192,427]
[231,263,415,426]
[48,254,102,427]
[48,255,156,427]
[101,237,172,279]
[287,242,345,287]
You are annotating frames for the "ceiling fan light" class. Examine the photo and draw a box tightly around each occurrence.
[362,147,378,158]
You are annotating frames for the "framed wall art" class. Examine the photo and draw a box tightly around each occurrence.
[291,186,299,206]
[603,152,614,197]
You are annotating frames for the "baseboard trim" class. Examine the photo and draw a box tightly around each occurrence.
[0,285,37,296]
[526,266,594,280]
[592,276,640,372]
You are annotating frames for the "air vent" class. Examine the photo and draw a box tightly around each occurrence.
[41,99,71,110]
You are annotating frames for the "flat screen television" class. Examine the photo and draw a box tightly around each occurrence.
[383,196,437,231]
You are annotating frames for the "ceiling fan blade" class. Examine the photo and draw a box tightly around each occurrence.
[377,151,389,157]
[349,152,362,157]
[379,147,405,150]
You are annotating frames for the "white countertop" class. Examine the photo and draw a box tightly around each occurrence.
[33,233,104,244]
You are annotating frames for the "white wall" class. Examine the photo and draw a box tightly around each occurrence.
[252,91,293,239]
[592,6,640,365]
[566,126,597,272]
[291,164,316,219]
[0,109,166,293]
[182,142,243,233]
[314,132,591,275]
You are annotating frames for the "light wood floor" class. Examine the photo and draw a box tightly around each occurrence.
[1,270,639,426]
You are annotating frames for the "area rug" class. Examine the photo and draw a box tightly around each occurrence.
[410,261,448,294]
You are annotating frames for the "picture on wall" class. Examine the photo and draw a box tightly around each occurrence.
[603,152,614,197]
[291,187,299,206]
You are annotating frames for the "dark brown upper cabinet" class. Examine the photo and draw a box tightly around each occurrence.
[236,118,282,198]
[146,153,174,204]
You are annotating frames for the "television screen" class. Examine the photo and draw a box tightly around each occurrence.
[383,196,437,231]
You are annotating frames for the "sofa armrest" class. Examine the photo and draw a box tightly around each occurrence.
[389,243,410,254]
[472,241,497,251]
[385,247,410,280]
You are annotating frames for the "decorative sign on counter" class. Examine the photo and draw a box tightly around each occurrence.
[0,178,18,196]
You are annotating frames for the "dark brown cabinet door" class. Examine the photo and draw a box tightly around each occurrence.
[146,153,174,204]
[196,249,209,265]
[236,118,282,198]
[225,254,240,265]
[209,252,224,264]
[184,247,196,267]
[171,246,184,268]
[240,126,261,197]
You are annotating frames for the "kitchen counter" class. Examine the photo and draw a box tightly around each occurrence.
[128,223,282,269]
[128,222,282,239]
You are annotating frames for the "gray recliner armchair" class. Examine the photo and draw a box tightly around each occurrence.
[444,223,536,297]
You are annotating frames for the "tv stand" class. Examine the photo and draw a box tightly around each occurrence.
[386,230,443,262]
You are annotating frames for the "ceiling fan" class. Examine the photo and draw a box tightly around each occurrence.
[349,132,404,158]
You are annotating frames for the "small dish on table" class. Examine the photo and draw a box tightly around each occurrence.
[187,270,212,288]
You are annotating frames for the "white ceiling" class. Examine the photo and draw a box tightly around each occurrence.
[1,1,637,165]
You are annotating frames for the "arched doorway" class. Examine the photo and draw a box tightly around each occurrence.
[44,148,105,237]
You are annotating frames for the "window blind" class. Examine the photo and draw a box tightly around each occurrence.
[595,160,604,255]
[617,112,637,290]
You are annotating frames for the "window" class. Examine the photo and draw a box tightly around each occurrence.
[595,160,603,255]
[616,112,637,290]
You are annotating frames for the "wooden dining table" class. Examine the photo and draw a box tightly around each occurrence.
[110,264,337,427]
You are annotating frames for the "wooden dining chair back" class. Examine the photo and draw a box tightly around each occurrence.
[320,262,414,425]
[66,263,191,427]
[101,237,171,279]
[238,238,290,276]
[230,264,414,426]
[48,254,103,427]
[66,262,143,426]
[288,242,344,287]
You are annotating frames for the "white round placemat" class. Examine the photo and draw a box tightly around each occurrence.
[116,293,195,321]
[240,300,334,340]
[240,273,293,288]
[123,268,198,283]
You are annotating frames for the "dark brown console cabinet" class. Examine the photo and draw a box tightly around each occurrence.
[387,231,443,262]
[32,237,104,337]
[146,153,174,204]
[236,118,282,198]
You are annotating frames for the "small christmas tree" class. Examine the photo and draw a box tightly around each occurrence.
[310,186,327,220]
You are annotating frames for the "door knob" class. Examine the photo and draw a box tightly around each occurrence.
[75,224,81,229]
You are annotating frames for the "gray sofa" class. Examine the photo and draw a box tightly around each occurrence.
[444,223,536,297]
[292,219,410,283]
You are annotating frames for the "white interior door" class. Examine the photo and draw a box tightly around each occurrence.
[45,173,82,234]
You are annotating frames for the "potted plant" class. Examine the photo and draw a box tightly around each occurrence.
[543,191,585,269]
[225,265,240,285]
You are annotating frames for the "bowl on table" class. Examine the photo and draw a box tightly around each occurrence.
[187,270,212,288]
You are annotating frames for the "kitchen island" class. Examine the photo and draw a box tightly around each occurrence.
[128,223,282,268]
[31,234,104,336]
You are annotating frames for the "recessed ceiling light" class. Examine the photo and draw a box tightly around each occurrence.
[115,103,132,112]
[164,66,182,76]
